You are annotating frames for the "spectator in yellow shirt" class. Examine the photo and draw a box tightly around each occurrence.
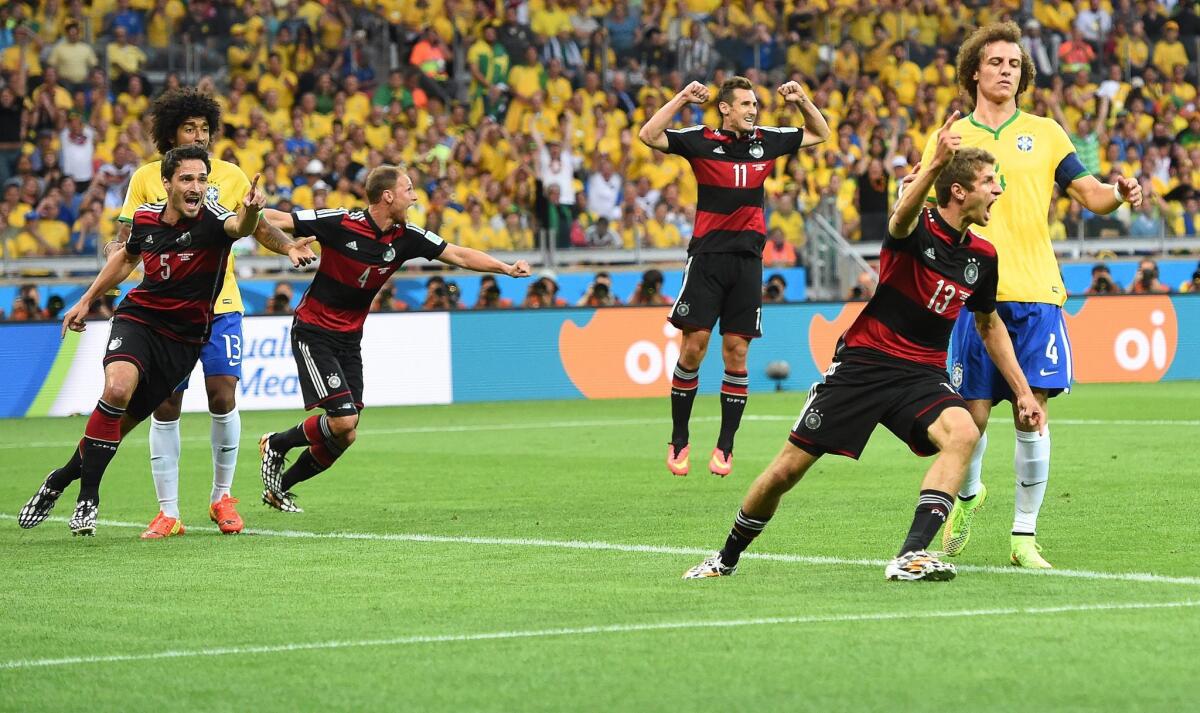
[258,53,299,110]
[46,21,97,89]
[644,202,683,248]
[105,27,147,87]
[1152,21,1190,77]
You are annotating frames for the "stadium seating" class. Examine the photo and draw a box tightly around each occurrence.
[0,0,1197,318]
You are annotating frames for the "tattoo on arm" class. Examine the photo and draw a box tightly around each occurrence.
[254,222,296,255]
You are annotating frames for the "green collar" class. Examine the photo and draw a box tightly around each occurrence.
[967,109,1021,139]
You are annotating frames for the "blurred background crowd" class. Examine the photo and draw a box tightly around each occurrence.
[0,0,1197,316]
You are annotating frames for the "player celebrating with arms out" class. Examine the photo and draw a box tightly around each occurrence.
[112,88,311,539]
[920,22,1143,568]
[256,165,530,513]
[683,115,1044,582]
[639,76,830,478]
[17,147,314,536]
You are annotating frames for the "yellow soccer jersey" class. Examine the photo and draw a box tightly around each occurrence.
[921,110,1087,306]
[119,159,252,314]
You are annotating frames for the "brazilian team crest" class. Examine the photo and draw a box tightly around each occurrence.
[1016,134,1034,152]
[964,258,979,285]
[206,186,220,202]
[951,363,964,388]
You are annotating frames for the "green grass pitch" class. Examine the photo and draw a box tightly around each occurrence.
[2,382,1198,711]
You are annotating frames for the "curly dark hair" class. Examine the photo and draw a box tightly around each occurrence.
[956,21,1035,110]
[149,88,222,155]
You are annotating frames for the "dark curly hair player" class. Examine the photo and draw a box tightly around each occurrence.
[100,86,312,539]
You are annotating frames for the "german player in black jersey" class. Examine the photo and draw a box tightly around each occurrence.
[17,145,315,536]
[256,165,531,512]
[639,76,830,479]
[683,113,1045,582]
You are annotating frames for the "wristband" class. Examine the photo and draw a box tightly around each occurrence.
[1113,183,1125,204]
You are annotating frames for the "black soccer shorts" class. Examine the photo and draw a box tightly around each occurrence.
[102,317,202,421]
[291,321,364,415]
[667,252,764,339]
[788,350,969,459]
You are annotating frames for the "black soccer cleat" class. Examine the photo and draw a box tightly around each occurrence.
[18,473,63,529]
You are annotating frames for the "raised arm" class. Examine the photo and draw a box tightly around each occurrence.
[224,173,266,239]
[974,310,1045,433]
[436,243,531,277]
[638,81,709,151]
[777,81,831,146]
[889,111,960,239]
[60,246,140,338]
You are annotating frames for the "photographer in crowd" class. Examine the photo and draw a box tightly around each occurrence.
[266,282,295,314]
[1085,264,1123,295]
[763,274,788,304]
[627,268,672,306]
[475,275,513,309]
[578,271,621,307]
[1128,258,1171,294]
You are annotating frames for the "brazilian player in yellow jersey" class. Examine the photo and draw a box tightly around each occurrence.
[112,88,315,539]
[917,22,1143,568]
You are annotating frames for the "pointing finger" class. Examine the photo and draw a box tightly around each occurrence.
[942,110,960,130]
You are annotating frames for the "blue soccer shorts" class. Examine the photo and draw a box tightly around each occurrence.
[949,302,1073,403]
[175,311,243,392]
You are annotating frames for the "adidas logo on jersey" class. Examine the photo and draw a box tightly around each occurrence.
[712,146,725,154]
[924,247,936,260]
[346,241,357,250]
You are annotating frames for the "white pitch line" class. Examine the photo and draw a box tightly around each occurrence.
[1,599,1196,671]
[4,514,1199,587]
[1,414,1195,450]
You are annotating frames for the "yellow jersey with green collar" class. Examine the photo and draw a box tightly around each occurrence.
[920,110,1088,306]
[119,158,252,314]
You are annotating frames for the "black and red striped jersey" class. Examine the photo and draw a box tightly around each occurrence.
[664,125,805,256]
[292,208,447,333]
[842,207,998,369]
[117,200,236,343]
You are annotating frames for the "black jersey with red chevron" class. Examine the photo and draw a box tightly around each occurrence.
[291,208,447,334]
[664,125,805,256]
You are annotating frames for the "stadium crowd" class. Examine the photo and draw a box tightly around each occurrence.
[0,1,1198,282]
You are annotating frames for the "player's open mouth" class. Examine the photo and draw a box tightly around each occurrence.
[184,195,201,208]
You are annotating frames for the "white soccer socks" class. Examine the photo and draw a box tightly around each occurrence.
[149,417,182,518]
[210,408,241,503]
[1013,427,1050,534]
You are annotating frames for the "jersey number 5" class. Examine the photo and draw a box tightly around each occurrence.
[926,279,956,314]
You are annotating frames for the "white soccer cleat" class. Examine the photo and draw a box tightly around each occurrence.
[682,552,737,579]
[885,550,956,581]
[69,500,98,536]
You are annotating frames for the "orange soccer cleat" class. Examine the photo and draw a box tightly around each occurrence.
[209,494,244,534]
[667,443,690,476]
[141,512,185,539]
[709,447,733,478]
